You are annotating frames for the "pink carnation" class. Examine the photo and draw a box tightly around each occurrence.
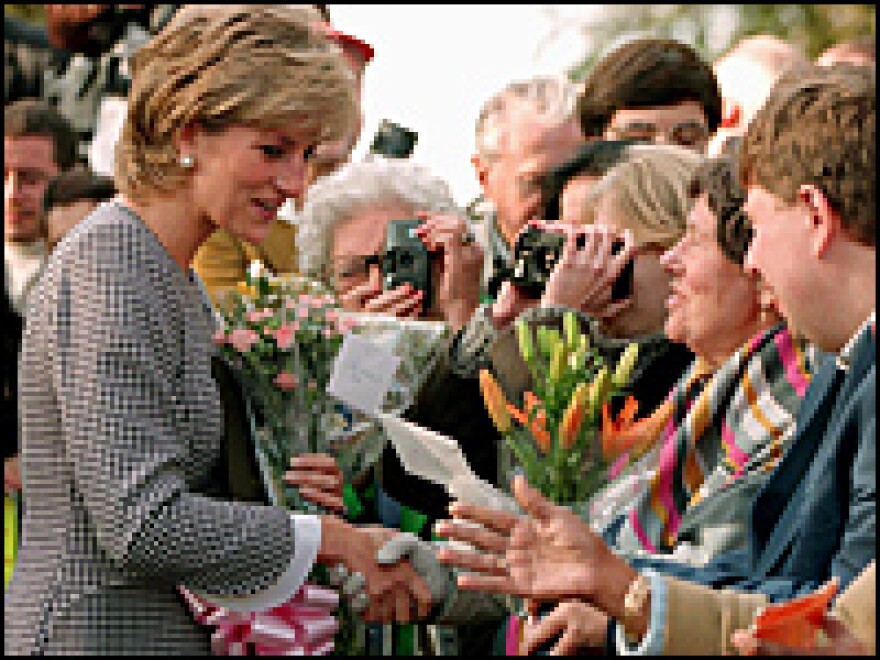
[273,323,296,350]
[212,330,228,347]
[228,327,259,353]
[297,294,315,306]
[274,371,299,391]
[246,308,272,324]
[297,307,310,319]
[325,310,339,324]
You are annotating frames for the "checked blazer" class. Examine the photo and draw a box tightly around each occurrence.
[5,203,303,655]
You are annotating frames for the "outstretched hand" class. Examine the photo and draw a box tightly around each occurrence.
[434,475,635,614]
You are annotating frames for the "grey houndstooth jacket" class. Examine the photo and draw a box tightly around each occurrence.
[5,203,300,655]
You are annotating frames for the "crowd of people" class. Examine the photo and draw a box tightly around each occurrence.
[4,4,875,656]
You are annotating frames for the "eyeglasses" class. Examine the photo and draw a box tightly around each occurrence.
[606,120,710,149]
[330,253,383,282]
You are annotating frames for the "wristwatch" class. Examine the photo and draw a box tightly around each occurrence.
[622,573,651,645]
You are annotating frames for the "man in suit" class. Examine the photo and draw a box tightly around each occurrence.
[4,99,79,492]
[431,63,875,655]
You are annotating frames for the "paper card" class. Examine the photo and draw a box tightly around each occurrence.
[327,334,401,415]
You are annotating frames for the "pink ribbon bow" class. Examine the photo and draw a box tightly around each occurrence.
[179,583,339,655]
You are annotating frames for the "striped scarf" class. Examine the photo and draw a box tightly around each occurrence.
[626,323,814,553]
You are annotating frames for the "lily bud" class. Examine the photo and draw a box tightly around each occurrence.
[516,320,535,363]
[549,342,567,384]
[563,311,579,351]
[479,369,511,434]
[612,343,640,388]
[589,367,611,413]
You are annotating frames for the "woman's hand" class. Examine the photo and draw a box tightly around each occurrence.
[521,600,610,655]
[731,617,871,656]
[318,517,433,624]
[538,222,636,321]
[283,453,345,513]
[413,211,483,331]
[339,265,424,318]
[434,475,637,618]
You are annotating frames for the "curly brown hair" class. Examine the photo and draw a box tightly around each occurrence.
[688,152,751,265]
[740,63,875,247]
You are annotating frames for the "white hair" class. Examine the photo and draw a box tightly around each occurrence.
[475,75,579,161]
[296,157,459,284]
[713,34,808,126]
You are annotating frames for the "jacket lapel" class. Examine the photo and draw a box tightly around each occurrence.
[752,330,875,575]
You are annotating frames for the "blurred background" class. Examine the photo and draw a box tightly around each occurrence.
[7,3,874,207]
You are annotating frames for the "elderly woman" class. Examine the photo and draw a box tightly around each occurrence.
[431,152,815,653]
[4,7,431,655]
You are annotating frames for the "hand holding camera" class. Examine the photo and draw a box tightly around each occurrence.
[523,221,636,321]
[412,212,483,331]
[339,263,424,318]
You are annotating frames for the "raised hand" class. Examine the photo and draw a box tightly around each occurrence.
[434,475,636,616]
[338,264,424,318]
[538,222,636,321]
[283,453,344,514]
[413,211,483,330]
[521,600,610,655]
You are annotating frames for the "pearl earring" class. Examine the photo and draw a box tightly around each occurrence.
[180,154,194,169]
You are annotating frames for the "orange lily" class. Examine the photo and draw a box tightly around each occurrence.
[508,393,551,454]
[479,369,511,434]
[558,382,591,449]
[601,396,673,461]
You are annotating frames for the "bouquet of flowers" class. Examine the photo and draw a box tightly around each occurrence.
[478,311,641,506]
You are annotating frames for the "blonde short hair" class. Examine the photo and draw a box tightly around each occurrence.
[586,144,704,248]
[297,157,459,286]
[115,4,357,199]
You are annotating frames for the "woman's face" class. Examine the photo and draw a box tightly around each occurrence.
[661,195,762,359]
[592,193,671,337]
[329,202,414,296]
[183,124,315,245]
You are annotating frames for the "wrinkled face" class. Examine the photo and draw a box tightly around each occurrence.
[605,101,710,153]
[184,125,315,245]
[330,202,411,294]
[5,135,59,243]
[480,112,583,243]
[744,185,817,342]
[47,199,99,252]
[661,195,761,356]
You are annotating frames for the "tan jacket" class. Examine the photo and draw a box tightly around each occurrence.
[663,561,876,655]
[192,219,299,309]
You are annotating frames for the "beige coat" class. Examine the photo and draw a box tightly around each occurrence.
[663,561,876,655]
[192,218,300,309]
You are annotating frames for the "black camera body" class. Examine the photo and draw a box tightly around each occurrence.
[381,219,432,311]
[369,120,418,159]
[510,225,634,301]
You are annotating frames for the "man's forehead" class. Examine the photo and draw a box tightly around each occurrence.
[609,102,708,128]
[4,135,58,166]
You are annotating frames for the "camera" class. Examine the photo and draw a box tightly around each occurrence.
[381,219,433,312]
[510,225,634,300]
[369,120,418,159]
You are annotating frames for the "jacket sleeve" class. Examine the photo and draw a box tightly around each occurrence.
[53,224,301,598]
[662,575,767,656]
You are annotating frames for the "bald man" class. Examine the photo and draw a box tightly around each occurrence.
[708,34,808,157]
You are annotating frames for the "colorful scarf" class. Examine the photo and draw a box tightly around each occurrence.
[626,323,814,553]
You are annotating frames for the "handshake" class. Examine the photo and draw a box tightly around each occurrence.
[325,524,452,624]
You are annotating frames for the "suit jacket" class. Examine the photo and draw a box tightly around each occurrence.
[192,219,299,310]
[630,326,876,602]
[5,204,302,655]
[662,559,876,656]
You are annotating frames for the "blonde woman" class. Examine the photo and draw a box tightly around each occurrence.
[5,6,429,655]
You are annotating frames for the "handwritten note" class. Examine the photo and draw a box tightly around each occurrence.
[327,334,401,415]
